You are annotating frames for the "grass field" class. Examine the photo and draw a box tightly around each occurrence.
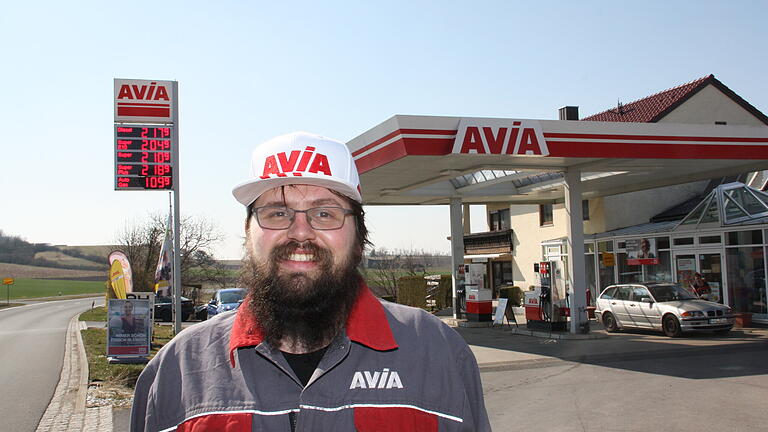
[0,262,105,279]
[1,278,105,300]
[81,324,174,406]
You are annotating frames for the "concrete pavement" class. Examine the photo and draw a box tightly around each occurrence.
[40,308,768,431]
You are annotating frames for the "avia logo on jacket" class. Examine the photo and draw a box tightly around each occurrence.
[349,368,404,389]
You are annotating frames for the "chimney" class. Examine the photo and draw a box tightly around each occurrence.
[559,106,579,120]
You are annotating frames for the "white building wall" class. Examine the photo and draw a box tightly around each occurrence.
[509,203,567,289]
[659,85,765,126]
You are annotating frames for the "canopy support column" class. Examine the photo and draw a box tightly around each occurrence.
[564,168,588,333]
[450,198,465,319]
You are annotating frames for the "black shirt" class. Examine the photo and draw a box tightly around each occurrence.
[281,346,329,387]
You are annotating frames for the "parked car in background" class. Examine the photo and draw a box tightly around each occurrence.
[206,288,247,318]
[595,282,734,337]
[154,296,195,322]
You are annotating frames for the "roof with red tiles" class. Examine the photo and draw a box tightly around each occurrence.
[582,74,768,125]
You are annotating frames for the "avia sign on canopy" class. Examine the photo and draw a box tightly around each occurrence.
[347,115,768,205]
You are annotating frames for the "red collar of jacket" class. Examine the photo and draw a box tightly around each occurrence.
[229,282,398,367]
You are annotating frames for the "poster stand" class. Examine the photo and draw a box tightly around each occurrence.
[492,298,518,328]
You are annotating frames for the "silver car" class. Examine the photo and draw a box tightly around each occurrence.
[595,282,734,337]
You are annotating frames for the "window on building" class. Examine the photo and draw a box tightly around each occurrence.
[582,199,590,221]
[489,208,510,231]
[492,261,513,285]
[539,204,553,226]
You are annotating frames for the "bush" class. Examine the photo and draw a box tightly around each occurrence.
[499,285,524,306]
[434,276,452,310]
[396,276,427,308]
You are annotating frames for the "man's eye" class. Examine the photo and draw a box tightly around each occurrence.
[314,208,339,219]
[264,208,289,218]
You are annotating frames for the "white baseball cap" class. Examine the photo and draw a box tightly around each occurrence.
[232,131,362,206]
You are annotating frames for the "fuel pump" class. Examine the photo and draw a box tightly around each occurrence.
[524,261,568,331]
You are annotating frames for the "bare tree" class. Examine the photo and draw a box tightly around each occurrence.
[115,213,227,299]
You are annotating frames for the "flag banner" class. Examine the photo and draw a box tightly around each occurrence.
[154,213,173,297]
[108,250,133,296]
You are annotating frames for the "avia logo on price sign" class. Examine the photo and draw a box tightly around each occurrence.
[452,118,549,156]
[114,79,175,123]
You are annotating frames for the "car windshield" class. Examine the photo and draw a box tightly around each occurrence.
[647,285,697,302]
[220,290,245,304]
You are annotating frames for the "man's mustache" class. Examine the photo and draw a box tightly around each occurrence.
[270,241,332,263]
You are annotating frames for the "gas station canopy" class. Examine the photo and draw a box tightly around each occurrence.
[347,115,768,205]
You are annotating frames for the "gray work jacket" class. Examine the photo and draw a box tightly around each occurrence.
[130,286,491,431]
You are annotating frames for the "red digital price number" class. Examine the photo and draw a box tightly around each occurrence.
[116,139,171,151]
[115,164,172,176]
[116,151,171,164]
[116,126,171,138]
[116,177,173,190]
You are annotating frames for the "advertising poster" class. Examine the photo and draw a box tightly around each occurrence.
[107,299,151,357]
[626,238,659,265]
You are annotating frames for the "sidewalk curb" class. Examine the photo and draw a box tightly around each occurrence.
[35,314,113,431]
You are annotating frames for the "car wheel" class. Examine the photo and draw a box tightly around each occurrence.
[603,312,619,333]
[662,315,682,338]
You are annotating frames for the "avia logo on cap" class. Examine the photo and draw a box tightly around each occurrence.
[453,120,549,156]
[260,146,333,179]
[349,368,404,389]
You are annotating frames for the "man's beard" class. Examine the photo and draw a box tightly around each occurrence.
[241,240,362,352]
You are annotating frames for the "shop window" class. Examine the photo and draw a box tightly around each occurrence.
[726,246,766,314]
[598,240,614,253]
[585,243,595,253]
[673,237,694,246]
[585,253,597,305]
[643,250,671,282]
[617,253,641,284]
[582,199,590,221]
[726,230,763,246]
[655,237,670,249]
[539,204,553,226]
[699,235,721,245]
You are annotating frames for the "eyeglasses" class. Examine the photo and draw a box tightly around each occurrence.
[252,206,355,230]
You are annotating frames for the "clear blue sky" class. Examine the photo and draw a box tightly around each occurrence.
[1,1,767,259]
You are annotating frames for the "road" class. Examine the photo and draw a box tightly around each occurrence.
[482,336,768,431]
[0,297,103,432]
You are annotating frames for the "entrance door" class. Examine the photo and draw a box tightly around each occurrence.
[675,254,697,291]
[674,252,725,304]
[699,253,724,303]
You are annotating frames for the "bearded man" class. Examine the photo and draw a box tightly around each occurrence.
[130,132,490,432]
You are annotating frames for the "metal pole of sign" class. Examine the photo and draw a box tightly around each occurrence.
[171,80,182,335]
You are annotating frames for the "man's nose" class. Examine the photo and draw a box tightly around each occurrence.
[286,212,316,242]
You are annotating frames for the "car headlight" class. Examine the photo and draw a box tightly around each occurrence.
[681,311,705,317]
